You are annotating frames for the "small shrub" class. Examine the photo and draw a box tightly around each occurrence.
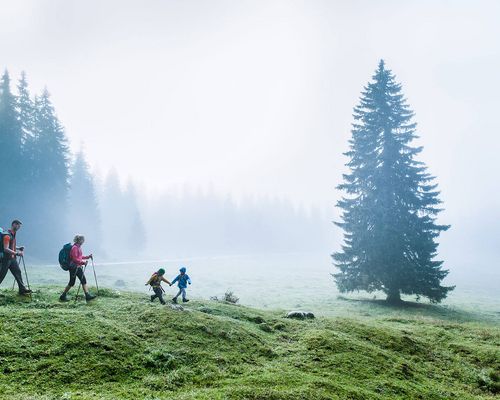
[211,290,239,304]
[223,290,239,304]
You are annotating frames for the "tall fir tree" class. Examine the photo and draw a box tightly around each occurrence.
[16,72,35,144]
[29,88,70,259]
[16,72,37,224]
[333,60,453,303]
[0,70,23,223]
[68,149,102,255]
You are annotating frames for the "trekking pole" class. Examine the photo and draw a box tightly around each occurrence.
[91,257,99,295]
[20,256,31,292]
[12,256,19,290]
[74,264,87,303]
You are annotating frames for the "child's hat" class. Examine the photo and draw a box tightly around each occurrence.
[179,267,187,273]
[158,268,165,275]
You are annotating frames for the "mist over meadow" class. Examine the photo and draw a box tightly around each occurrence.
[1,0,499,299]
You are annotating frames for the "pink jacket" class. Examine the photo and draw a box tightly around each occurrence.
[70,244,87,266]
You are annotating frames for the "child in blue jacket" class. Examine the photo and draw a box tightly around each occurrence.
[171,266,191,303]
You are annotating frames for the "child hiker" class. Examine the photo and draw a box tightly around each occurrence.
[145,268,171,305]
[171,266,191,303]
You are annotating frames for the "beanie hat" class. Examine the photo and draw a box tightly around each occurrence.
[158,268,165,275]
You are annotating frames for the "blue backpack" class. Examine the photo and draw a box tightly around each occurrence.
[58,243,73,270]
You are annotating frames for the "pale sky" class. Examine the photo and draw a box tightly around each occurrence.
[1,0,499,229]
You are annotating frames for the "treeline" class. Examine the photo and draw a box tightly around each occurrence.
[1,70,329,262]
[0,70,143,261]
[145,189,329,258]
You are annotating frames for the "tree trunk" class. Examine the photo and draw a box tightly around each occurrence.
[386,289,402,304]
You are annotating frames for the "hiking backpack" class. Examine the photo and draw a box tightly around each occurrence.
[0,229,5,259]
[58,243,73,270]
[0,229,12,260]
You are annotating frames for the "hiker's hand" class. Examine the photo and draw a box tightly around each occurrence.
[88,254,93,260]
[84,260,88,266]
[16,250,24,257]
[18,246,25,251]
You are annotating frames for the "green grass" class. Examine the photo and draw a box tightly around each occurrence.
[0,286,498,399]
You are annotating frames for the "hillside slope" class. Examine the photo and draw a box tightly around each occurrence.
[0,287,498,399]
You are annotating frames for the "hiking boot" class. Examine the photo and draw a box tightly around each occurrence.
[182,298,189,303]
[85,293,96,302]
[150,295,156,302]
[59,293,69,302]
[172,297,178,304]
[160,300,166,305]
[19,288,32,296]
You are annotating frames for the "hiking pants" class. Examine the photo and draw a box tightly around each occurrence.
[174,288,187,300]
[0,258,27,292]
[151,287,165,304]
[68,265,87,287]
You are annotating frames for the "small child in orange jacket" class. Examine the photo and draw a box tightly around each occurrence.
[145,268,171,305]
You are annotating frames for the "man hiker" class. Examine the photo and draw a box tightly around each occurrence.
[171,267,191,303]
[59,234,96,302]
[145,268,171,305]
[0,220,31,295]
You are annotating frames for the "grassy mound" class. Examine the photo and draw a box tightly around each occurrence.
[0,287,498,399]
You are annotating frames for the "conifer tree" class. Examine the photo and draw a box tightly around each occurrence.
[16,72,35,144]
[333,60,453,303]
[16,72,37,222]
[29,88,70,258]
[68,149,102,255]
[0,70,23,220]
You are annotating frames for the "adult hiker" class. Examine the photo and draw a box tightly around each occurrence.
[59,234,96,302]
[0,220,32,295]
[145,268,171,305]
[171,266,191,304]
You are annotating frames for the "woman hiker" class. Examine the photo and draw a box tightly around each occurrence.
[59,235,96,302]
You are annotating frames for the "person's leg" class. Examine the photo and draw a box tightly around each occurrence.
[78,269,95,301]
[151,288,157,302]
[154,287,165,304]
[8,258,29,293]
[0,258,10,285]
[60,267,77,301]
[172,288,182,303]
[181,288,189,302]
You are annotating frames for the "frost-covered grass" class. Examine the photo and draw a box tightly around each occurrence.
[0,286,498,399]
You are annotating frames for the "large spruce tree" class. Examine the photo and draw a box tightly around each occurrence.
[333,60,453,303]
[0,70,23,221]
[29,88,70,258]
[16,72,37,223]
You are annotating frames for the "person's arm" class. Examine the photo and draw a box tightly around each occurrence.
[171,275,179,285]
[2,236,17,257]
[187,275,192,285]
[161,277,172,286]
[145,275,154,285]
